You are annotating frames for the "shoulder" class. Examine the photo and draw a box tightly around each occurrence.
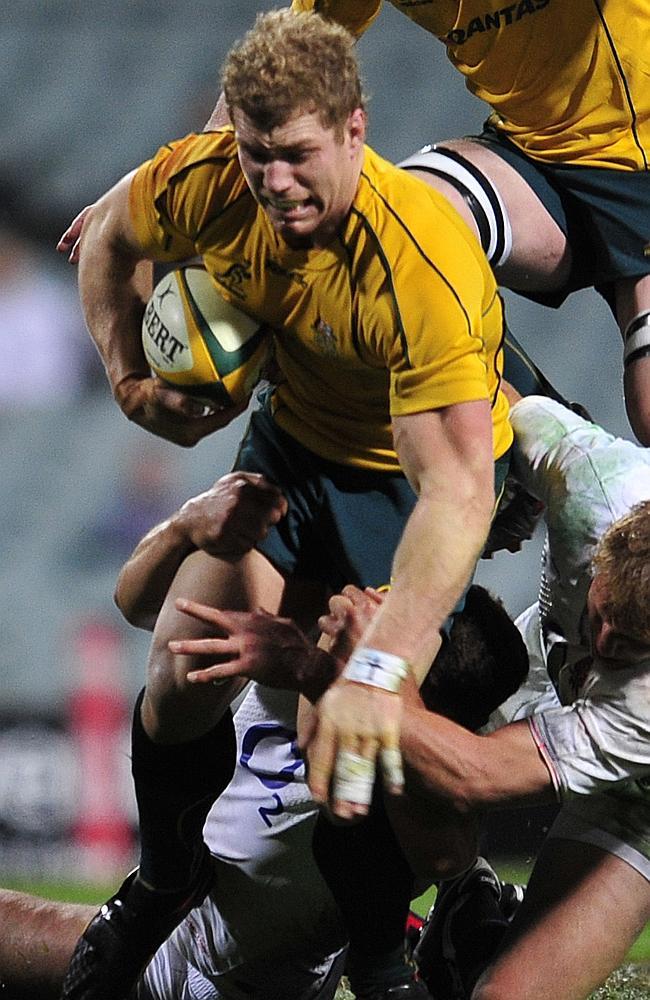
[145,128,241,183]
[353,146,493,287]
[512,396,650,534]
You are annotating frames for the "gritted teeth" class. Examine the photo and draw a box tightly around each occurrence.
[264,195,308,210]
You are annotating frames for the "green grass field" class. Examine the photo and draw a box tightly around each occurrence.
[5,864,649,1000]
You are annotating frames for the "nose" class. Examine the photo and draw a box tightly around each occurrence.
[263,159,293,194]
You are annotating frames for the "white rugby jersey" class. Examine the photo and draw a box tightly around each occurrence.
[510,396,650,672]
[181,683,345,979]
[503,399,650,856]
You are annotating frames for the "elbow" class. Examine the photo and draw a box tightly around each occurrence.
[113,583,155,632]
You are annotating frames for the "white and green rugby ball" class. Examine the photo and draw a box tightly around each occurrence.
[142,266,270,406]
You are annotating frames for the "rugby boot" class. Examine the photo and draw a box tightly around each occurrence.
[59,846,214,1000]
[413,857,514,999]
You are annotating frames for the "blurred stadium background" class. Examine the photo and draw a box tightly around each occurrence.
[0,3,632,884]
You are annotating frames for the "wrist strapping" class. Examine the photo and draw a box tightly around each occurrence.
[342,647,409,693]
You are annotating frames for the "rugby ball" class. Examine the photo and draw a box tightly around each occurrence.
[142,266,270,407]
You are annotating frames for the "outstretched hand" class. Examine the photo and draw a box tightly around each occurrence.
[303,672,405,820]
[170,601,339,701]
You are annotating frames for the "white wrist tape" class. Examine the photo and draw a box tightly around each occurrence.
[333,751,375,805]
[623,311,650,367]
[342,647,409,693]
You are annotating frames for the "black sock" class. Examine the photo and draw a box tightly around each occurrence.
[131,688,236,890]
[312,796,415,993]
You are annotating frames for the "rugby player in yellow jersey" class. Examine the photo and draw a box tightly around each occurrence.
[61,11,512,1000]
[287,0,650,446]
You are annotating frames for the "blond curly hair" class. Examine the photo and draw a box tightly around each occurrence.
[592,500,650,641]
[222,8,365,136]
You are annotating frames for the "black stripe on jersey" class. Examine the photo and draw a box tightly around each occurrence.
[358,171,474,364]
[592,0,648,171]
[484,289,504,408]
[346,206,412,365]
[194,188,253,243]
[151,152,246,247]
[339,237,364,360]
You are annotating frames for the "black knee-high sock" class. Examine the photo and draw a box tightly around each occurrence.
[131,689,236,890]
[312,795,415,990]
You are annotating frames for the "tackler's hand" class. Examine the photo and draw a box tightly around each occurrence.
[304,646,409,821]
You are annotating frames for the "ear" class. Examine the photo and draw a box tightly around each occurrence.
[346,107,367,151]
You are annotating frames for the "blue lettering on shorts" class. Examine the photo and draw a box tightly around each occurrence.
[239,722,305,827]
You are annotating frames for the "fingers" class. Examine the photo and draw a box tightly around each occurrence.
[379,743,405,796]
[306,717,338,805]
[186,662,242,684]
[331,749,376,818]
[174,597,232,629]
[168,635,234,657]
[56,205,92,263]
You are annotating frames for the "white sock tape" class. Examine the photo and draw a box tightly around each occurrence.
[624,311,650,367]
[342,647,409,693]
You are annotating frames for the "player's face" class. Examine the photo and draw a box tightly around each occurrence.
[234,106,366,249]
[586,574,650,666]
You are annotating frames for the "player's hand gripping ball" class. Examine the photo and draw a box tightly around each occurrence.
[142,266,271,407]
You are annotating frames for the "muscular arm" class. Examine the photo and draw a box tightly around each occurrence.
[401,701,555,811]
[115,472,287,630]
[306,399,497,815]
[366,400,496,678]
[78,175,242,445]
[77,172,153,394]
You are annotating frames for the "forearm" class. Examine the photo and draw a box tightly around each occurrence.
[77,173,152,399]
[0,891,92,999]
[115,516,195,630]
[401,704,555,810]
[362,476,493,683]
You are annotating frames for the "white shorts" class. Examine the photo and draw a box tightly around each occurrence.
[547,801,650,882]
[139,925,347,1000]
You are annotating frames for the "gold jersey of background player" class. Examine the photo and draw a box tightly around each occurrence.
[292,0,650,170]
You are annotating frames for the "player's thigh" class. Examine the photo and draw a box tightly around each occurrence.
[0,892,94,1000]
[144,549,287,733]
[472,837,650,1000]
[616,273,650,332]
[385,788,479,884]
[144,550,328,729]
[438,137,571,291]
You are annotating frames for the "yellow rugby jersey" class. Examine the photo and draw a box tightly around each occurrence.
[129,129,511,471]
[292,0,650,170]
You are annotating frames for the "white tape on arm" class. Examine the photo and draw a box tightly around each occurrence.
[623,311,650,367]
[342,647,409,693]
